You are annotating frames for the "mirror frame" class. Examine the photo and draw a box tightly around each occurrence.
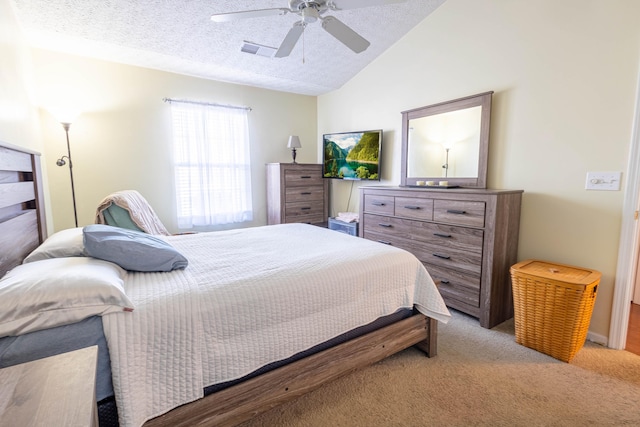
[401,91,493,188]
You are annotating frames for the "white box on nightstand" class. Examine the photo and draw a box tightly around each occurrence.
[328,218,358,236]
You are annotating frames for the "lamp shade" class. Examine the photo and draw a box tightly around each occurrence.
[287,135,301,148]
[47,108,81,125]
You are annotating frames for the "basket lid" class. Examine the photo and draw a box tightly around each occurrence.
[511,259,601,285]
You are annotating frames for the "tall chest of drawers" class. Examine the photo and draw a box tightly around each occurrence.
[359,186,523,328]
[266,163,328,225]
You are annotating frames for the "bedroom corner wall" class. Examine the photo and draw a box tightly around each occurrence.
[318,0,640,341]
[29,49,317,234]
[0,0,53,230]
[0,0,41,149]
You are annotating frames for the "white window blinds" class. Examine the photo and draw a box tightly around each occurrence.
[169,100,253,228]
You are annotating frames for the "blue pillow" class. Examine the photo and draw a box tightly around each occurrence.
[83,225,188,272]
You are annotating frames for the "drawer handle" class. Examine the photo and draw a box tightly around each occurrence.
[301,175,312,179]
[432,253,451,260]
[300,192,312,195]
[446,209,467,215]
[377,240,392,245]
[404,205,421,210]
[301,207,311,210]
[433,233,452,238]
[372,202,386,206]
[378,223,393,228]
[441,280,450,285]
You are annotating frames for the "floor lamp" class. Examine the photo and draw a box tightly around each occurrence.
[55,121,78,227]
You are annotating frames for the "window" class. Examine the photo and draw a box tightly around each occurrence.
[169,100,253,228]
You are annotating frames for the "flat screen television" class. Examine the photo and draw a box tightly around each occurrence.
[322,129,382,180]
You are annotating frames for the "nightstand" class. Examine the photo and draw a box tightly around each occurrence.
[0,346,99,426]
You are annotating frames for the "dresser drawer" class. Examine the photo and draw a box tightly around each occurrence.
[394,197,433,221]
[363,220,482,276]
[425,263,480,308]
[286,200,325,218]
[363,214,483,254]
[433,200,485,227]
[284,214,325,224]
[407,241,482,276]
[284,169,323,186]
[362,228,404,247]
[363,195,394,215]
[285,186,325,203]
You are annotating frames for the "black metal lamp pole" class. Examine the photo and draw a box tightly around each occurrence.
[56,122,78,227]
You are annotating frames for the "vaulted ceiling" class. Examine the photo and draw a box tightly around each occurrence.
[13,0,446,95]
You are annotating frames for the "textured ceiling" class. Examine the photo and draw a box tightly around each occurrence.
[13,0,445,95]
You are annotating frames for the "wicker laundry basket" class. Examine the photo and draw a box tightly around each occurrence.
[510,259,601,362]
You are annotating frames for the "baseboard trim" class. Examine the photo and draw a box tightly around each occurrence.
[587,331,608,347]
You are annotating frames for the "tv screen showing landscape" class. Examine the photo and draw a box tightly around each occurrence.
[322,130,382,180]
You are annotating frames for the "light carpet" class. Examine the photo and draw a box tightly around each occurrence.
[241,310,640,426]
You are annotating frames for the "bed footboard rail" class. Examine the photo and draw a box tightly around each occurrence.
[146,313,436,427]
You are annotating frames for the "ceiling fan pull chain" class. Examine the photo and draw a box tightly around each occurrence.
[302,25,306,64]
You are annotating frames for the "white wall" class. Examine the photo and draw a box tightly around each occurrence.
[0,1,40,149]
[30,49,317,233]
[318,0,640,341]
[0,0,54,230]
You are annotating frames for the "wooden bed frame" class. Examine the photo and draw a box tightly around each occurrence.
[147,314,436,427]
[0,141,438,427]
[0,141,47,277]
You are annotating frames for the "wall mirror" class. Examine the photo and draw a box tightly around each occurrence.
[401,91,493,188]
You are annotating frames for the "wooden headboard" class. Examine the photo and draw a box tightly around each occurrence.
[0,141,47,277]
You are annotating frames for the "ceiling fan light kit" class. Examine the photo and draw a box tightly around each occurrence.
[211,0,407,58]
[302,6,320,23]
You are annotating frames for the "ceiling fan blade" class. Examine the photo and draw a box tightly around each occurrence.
[321,16,370,53]
[211,8,290,23]
[328,0,406,11]
[275,22,305,58]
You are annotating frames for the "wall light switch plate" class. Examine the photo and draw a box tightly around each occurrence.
[585,171,622,191]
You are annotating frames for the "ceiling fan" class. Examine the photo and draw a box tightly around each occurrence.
[211,0,407,58]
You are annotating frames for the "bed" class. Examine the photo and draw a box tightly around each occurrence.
[0,141,450,427]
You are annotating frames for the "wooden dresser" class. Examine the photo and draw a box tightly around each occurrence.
[266,163,328,225]
[359,186,523,328]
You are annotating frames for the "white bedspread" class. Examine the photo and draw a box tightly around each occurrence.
[102,223,450,427]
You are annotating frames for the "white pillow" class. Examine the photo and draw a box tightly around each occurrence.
[0,257,134,338]
[23,227,86,263]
